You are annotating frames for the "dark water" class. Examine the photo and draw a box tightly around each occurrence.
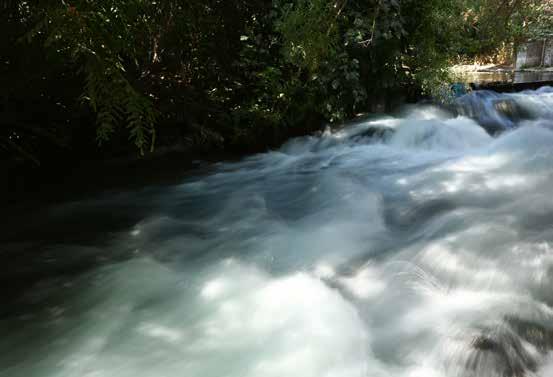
[2,88,553,377]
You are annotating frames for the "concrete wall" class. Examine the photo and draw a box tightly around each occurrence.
[544,39,553,67]
[515,44,528,69]
[516,39,553,69]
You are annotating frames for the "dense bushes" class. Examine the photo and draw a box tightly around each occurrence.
[1,0,551,163]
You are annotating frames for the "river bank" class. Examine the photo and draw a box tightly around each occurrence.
[5,87,417,209]
[5,78,551,211]
[453,64,553,91]
[5,82,550,211]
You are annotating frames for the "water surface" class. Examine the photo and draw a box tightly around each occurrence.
[3,88,553,377]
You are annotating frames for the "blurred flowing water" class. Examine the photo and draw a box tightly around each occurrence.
[3,88,553,377]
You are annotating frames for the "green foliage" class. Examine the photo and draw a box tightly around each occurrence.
[272,0,465,119]
[24,0,158,154]
[83,59,157,153]
[455,0,553,60]
[5,0,551,163]
[276,0,339,73]
[526,1,553,40]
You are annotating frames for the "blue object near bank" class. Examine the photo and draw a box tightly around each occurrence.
[451,83,467,97]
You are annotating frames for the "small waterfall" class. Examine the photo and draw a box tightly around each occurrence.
[455,86,553,134]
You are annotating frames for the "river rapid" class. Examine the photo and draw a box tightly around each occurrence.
[3,87,553,377]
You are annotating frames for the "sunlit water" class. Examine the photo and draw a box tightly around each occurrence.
[3,88,553,377]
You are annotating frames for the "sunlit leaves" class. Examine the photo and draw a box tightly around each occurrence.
[276,0,339,73]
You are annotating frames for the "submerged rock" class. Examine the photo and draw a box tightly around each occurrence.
[493,99,534,123]
[465,318,553,377]
[349,126,395,142]
[455,87,553,135]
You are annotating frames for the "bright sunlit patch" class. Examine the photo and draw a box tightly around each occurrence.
[137,322,183,343]
[484,174,527,190]
[406,365,443,377]
[366,118,402,128]
[314,262,336,279]
[538,353,553,377]
[190,264,370,377]
[201,278,229,300]
[442,154,510,173]
[397,178,408,185]
[338,265,386,300]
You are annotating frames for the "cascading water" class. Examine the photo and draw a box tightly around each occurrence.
[3,87,553,377]
[455,86,553,133]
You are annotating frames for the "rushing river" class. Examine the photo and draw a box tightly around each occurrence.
[3,87,553,377]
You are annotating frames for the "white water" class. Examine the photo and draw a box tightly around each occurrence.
[3,88,553,377]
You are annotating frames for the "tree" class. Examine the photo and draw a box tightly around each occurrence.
[7,0,545,163]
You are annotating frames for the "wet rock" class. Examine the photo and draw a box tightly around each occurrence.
[493,99,534,123]
[464,318,553,377]
[507,317,553,353]
[350,126,395,142]
[466,328,536,376]
[472,336,499,351]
